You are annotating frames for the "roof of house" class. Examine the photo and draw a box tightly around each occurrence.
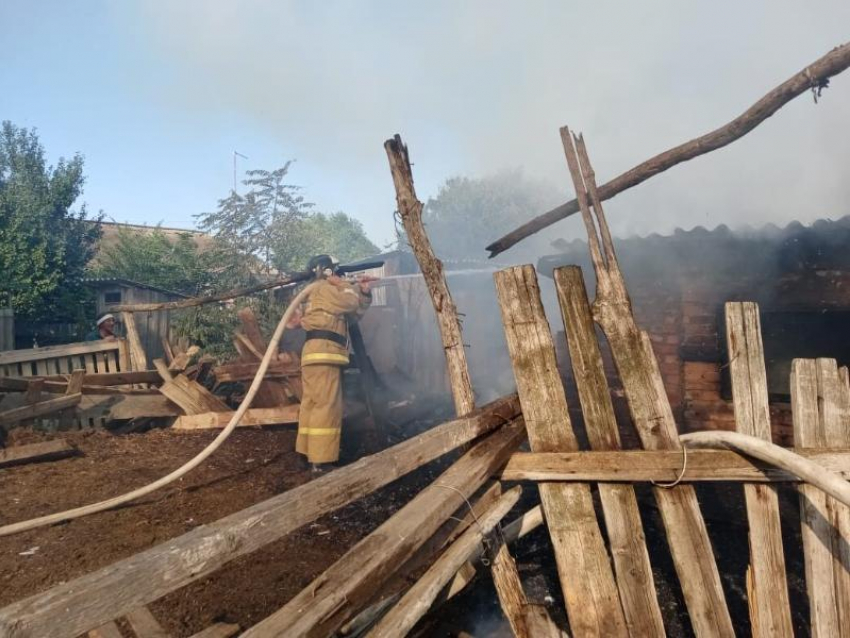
[88,221,215,266]
[538,215,850,281]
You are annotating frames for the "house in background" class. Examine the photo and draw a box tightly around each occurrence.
[85,277,187,361]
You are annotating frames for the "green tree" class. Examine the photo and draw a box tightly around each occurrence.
[273,211,379,272]
[401,169,561,262]
[196,164,313,280]
[93,226,217,295]
[0,121,101,321]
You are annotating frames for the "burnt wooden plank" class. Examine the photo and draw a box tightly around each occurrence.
[495,265,626,637]
[561,128,733,637]
[555,266,665,636]
[725,302,793,636]
[792,358,842,637]
[241,422,526,637]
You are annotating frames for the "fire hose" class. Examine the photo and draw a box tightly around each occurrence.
[0,282,319,538]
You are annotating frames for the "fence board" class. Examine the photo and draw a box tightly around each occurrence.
[555,265,664,636]
[495,265,627,637]
[725,302,793,636]
[791,358,848,636]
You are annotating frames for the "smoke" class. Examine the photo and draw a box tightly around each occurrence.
[113,1,850,251]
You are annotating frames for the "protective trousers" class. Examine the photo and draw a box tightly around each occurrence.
[296,364,343,463]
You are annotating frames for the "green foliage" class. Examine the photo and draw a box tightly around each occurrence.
[93,226,217,295]
[0,121,101,321]
[401,169,561,261]
[273,211,380,271]
[195,164,313,280]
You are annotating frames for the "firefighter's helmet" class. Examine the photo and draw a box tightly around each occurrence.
[307,254,339,279]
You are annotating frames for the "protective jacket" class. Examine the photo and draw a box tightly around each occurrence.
[300,279,372,366]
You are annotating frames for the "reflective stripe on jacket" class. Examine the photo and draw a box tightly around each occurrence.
[301,279,371,367]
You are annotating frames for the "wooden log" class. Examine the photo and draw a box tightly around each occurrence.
[161,336,175,364]
[502,449,850,482]
[211,360,300,383]
[562,129,733,637]
[0,394,82,428]
[242,421,526,638]
[440,504,545,610]
[110,275,302,313]
[124,607,170,638]
[485,41,850,257]
[384,135,474,417]
[234,332,263,360]
[385,136,530,634]
[494,265,627,637]
[724,302,793,636]
[0,439,76,469]
[172,406,299,430]
[188,623,241,638]
[0,395,520,638]
[38,371,163,386]
[791,358,850,636]
[554,266,664,636]
[122,312,148,372]
[366,486,523,638]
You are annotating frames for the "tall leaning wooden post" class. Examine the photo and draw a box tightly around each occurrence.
[384,135,474,416]
[385,134,529,637]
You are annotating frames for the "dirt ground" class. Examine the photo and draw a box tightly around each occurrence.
[1,423,813,638]
[0,423,436,636]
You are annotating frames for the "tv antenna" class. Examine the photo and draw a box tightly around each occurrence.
[233,151,248,193]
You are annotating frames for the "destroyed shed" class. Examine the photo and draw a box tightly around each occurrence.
[539,215,850,446]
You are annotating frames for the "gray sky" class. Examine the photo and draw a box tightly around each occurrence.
[4,1,848,255]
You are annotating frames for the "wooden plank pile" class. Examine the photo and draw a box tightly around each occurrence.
[0,309,302,438]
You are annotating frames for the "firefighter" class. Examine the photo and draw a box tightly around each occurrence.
[296,255,374,470]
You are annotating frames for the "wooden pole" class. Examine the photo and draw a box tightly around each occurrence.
[560,129,734,636]
[110,275,303,313]
[121,312,148,371]
[241,421,526,638]
[384,135,474,416]
[385,134,528,634]
[485,41,850,257]
[0,395,520,638]
[366,487,523,638]
[724,302,793,636]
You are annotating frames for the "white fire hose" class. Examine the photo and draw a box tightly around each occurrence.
[0,282,319,538]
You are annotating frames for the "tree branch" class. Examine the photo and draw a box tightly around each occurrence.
[486,41,850,258]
